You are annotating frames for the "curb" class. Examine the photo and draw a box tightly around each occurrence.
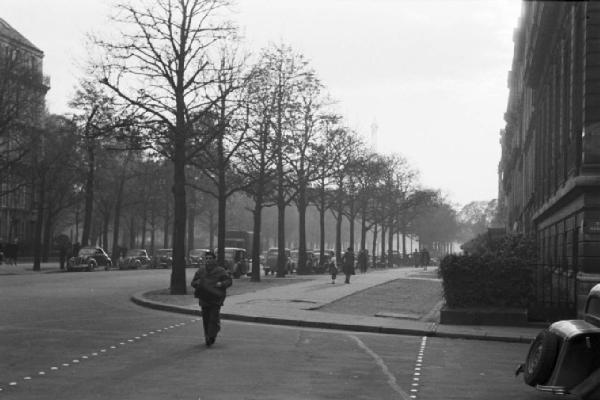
[131,291,538,343]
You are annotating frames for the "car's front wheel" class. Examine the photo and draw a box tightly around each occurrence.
[87,262,96,272]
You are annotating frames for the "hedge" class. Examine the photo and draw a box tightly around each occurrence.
[438,233,535,308]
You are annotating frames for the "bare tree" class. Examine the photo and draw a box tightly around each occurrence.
[188,43,251,267]
[95,0,235,294]
[69,80,130,247]
[237,61,279,281]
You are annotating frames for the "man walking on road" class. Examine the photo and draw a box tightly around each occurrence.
[342,247,355,284]
[191,251,232,347]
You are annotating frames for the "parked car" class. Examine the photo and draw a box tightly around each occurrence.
[118,248,150,270]
[66,246,112,272]
[516,283,600,397]
[151,248,173,269]
[188,248,210,267]
[290,249,317,274]
[264,247,292,275]
[223,247,249,278]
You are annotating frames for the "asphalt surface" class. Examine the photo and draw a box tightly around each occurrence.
[0,262,572,400]
[0,261,545,343]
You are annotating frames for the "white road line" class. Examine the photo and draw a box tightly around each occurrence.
[408,337,428,399]
[349,335,410,400]
[1,319,195,391]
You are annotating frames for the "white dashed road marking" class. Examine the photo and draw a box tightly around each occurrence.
[349,334,410,400]
[409,337,428,399]
[1,318,196,392]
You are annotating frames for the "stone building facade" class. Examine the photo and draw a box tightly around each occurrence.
[500,2,600,318]
[0,18,49,249]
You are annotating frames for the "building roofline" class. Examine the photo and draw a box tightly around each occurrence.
[0,18,43,56]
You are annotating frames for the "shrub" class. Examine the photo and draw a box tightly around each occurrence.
[439,232,535,308]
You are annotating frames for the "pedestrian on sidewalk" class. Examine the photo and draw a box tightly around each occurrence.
[5,238,18,266]
[420,248,430,271]
[329,259,338,284]
[358,249,368,274]
[413,249,420,268]
[342,247,355,284]
[191,251,232,347]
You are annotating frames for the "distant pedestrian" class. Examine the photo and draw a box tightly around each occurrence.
[329,259,338,284]
[413,249,420,269]
[342,247,355,284]
[191,251,232,347]
[12,238,19,265]
[358,249,368,274]
[59,245,67,270]
[72,242,81,258]
[420,248,430,271]
[5,238,18,266]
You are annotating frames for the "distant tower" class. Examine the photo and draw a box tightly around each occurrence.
[370,120,378,152]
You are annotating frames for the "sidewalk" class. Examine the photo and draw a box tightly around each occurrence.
[132,267,544,344]
[0,261,62,275]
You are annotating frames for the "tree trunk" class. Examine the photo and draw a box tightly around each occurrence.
[163,194,170,248]
[32,174,45,271]
[169,133,187,294]
[216,141,227,266]
[348,200,355,250]
[335,206,342,264]
[187,189,196,257]
[42,208,52,262]
[81,145,95,246]
[276,200,286,277]
[209,210,215,249]
[251,200,263,282]
[360,206,367,251]
[380,224,386,267]
[387,217,394,267]
[319,183,326,265]
[111,166,127,262]
[372,223,378,267]
[140,201,147,249]
[297,184,307,274]
[150,209,156,255]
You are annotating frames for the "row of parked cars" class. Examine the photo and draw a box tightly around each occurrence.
[262,248,336,275]
[65,247,173,272]
[65,246,250,278]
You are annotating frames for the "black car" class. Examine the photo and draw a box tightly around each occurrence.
[66,246,112,272]
[151,248,173,269]
[119,248,151,270]
[188,248,210,268]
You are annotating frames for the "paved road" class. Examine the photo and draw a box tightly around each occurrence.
[0,269,571,399]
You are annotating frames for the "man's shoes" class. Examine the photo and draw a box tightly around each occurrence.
[205,337,215,347]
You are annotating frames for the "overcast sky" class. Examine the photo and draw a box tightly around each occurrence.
[1,0,522,207]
